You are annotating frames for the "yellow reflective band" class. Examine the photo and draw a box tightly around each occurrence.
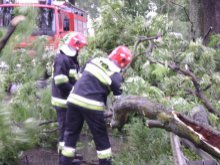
[62,146,75,157]
[58,141,65,153]
[92,57,121,73]
[67,94,105,111]
[54,74,69,85]
[69,69,78,79]
[97,148,112,159]
[51,97,67,108]
[85,63,112,85]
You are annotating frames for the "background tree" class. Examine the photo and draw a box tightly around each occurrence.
[76,0,100,18]
[190,0,220,44]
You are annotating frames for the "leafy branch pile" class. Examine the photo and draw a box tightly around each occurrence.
[0,7,57,164]
[87,0,220,164]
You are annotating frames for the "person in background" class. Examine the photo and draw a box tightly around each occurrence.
[61,45,133,165]
[51,31,87,164]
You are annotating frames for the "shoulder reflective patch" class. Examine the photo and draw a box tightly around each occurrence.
[85,63,112,85]
[92,57,121,73]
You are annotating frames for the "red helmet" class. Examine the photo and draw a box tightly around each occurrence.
[60,32,87,56]
[108,46,133,68]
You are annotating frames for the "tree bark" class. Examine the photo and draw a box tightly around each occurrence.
[0,15,25,52]
[111,96,220,158]
[189,0,203,40]
[202,0,220,35]
[190,0,220,43]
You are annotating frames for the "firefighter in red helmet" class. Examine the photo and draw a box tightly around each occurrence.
[51,31,87,164]
[61,45,133,165]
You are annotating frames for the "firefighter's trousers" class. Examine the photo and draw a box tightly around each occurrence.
[54,106,67,165]
[54,106,67,142]
[61,102,112,165]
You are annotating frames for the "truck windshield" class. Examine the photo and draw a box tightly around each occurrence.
[0,6,56,36]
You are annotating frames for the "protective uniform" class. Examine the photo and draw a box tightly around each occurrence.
[61,46,132,165]
[51,32,87,163]
[51,51,79,141]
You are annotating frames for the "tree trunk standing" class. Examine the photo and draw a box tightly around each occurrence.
[189,0,203,40]
[202,0,220,39]
[190,0,220,44]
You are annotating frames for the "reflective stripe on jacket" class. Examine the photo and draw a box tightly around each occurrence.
[51,97,67,108]
[67,93,105,110]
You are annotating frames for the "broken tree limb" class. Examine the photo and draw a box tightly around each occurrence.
[0,15,25,52]
[133,35,220,117]
[170,133,188,165]
[110,95,220,158]
[145,56,220,117]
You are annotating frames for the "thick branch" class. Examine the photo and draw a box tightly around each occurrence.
[203,26,213,43]
[133,34,162,57]
[127,34,162,72]
[146,57,220,117]
[111,96,220,158]
[170,64,220,117]
[0,15,25,52]
[134,34,219,117]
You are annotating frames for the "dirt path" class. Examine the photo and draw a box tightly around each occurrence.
[17,134,125,165]
[18,148,59,165]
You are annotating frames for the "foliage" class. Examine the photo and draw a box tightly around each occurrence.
[113,118,173,165]
[77,0,100,18]
[90,0,220,163]
[0,6,57,163]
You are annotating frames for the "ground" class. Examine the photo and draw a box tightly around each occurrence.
[17,134,125,165]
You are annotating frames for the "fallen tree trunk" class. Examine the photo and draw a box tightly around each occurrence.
[110,95,220,158]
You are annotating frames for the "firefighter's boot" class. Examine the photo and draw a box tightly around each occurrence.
[75,153,83,160]
[72,158,81,165]
[62,156,74,165]
[99,158,111,165]
[58,142,65,165]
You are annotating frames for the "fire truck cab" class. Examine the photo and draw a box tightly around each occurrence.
[0,0,87,50]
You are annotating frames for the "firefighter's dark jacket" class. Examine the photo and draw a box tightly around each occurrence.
[51,52,79,108]
[67,57,123,111]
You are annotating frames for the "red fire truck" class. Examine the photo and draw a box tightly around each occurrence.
[0,0,87,50]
